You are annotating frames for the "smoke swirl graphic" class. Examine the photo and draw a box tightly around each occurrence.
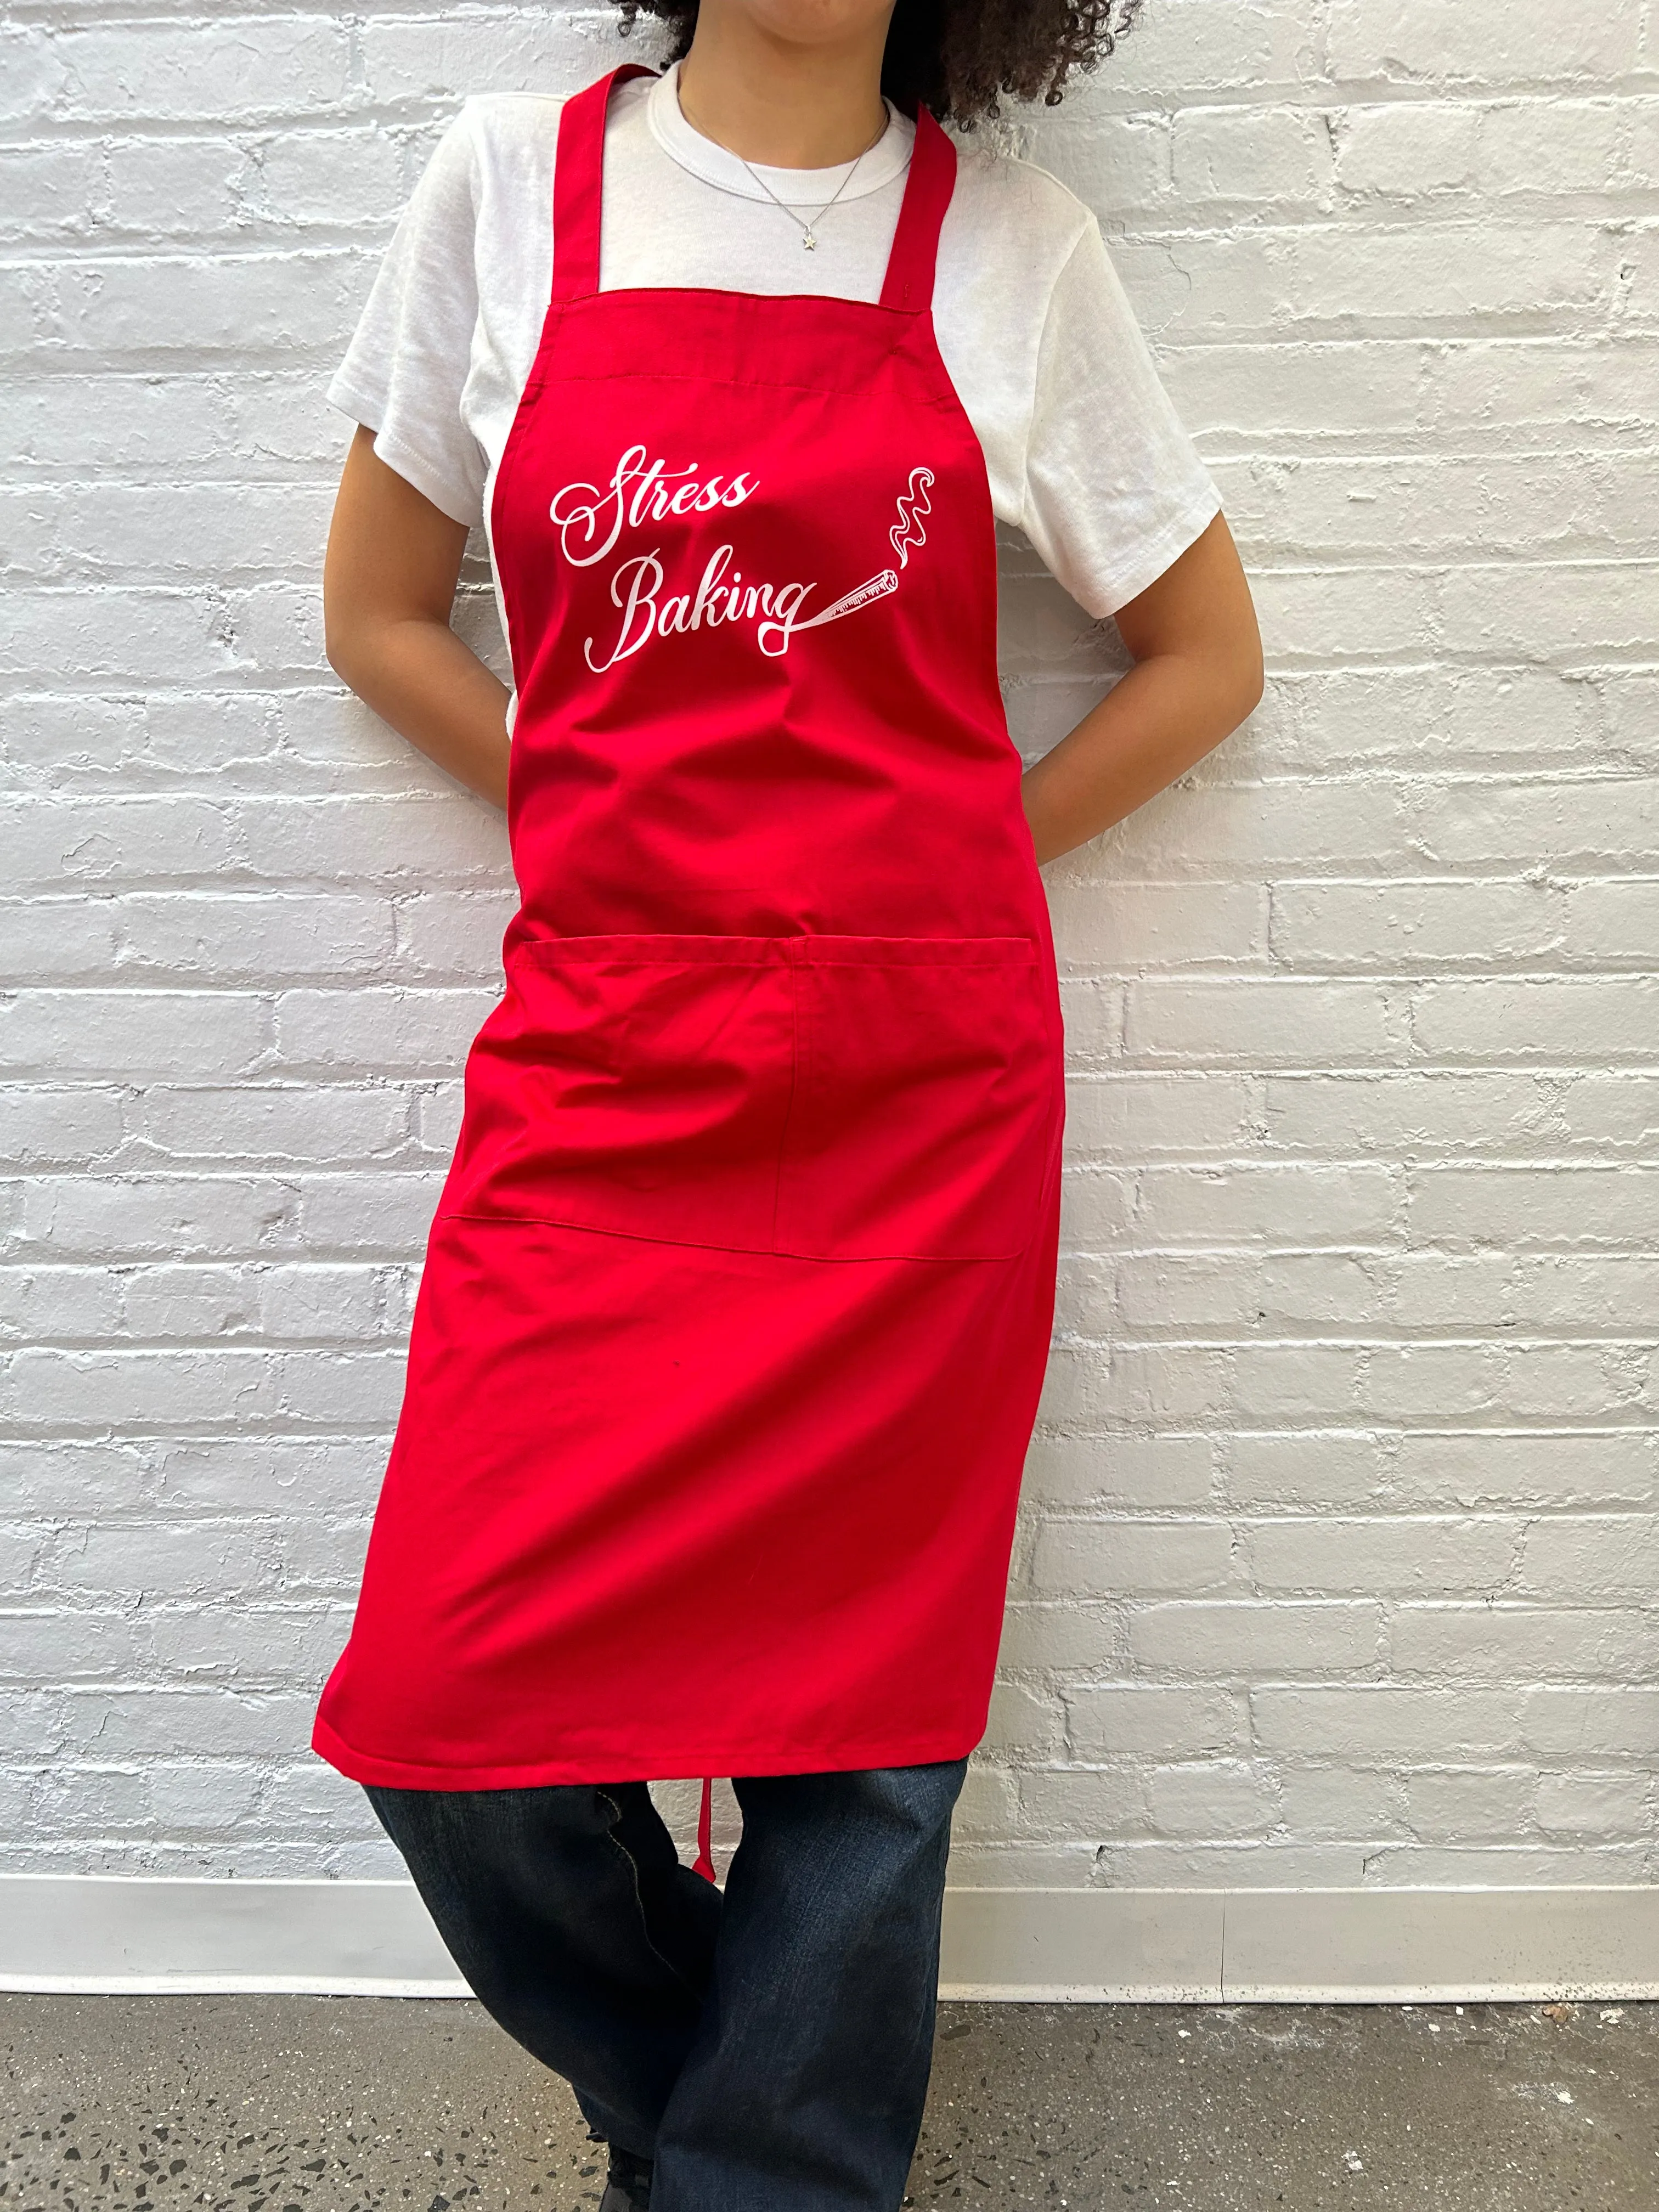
[889,468,935,569]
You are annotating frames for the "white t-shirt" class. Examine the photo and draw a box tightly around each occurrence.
[329,60,1222,674]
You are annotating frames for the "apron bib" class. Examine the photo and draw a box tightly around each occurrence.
[312,64,1067,1802]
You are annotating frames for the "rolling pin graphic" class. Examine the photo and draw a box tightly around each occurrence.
[793,467,935,634]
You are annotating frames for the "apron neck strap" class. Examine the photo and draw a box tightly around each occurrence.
[550,64,957,313]
[551,62,658,302]
[878,103,956,314]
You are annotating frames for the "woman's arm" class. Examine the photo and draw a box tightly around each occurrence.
[323,424,514,810]
[1019,509,1263,866]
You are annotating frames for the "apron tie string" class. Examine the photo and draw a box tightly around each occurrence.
[692,1774,716,1882]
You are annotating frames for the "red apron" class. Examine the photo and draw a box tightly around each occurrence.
[311,64,1066,1810]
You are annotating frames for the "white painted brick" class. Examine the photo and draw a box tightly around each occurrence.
[1424,336,1659,437]
[252,129,413,227]
[389,890,521,977]
[1025,109,1170,218]
[1252,1688,1526,1760]
[1063,1684,1246,1758]
[998,1600,1125,1676]
[1226,1431,1383,1508]
[1023,1433,1216,1511]
[60,1688,314,1758]
[141,1605,351,1684]
[0,142,101,236]
[1411,1167,1659,1249]
[1553,1073,1659,1150]
[1092,1840,1380,1887]
[1521,1688,1659,1757]
[1248,1516,1519,1595]
[358,12,603,104]
[1386,1255,1659,1332]
[1062,1073,1258,1161]
[1277,668,1598,771]
[1172,104,1334,206]
[1229,1342,1365,1423]
[15,1176,300,1261]
[1124,978,1408,1066]
[294,1172,447,1254]
[1149,221,1616,344]
[1516,1514,1659,1599]
[1083,1344,1236,1425]
[1028,1519,1234,1599]
[0,1086,125,1169]
[1108,778,1409,880]
[234,795,511,885]
[1406,1766,1536,1844]
[1534,1770,1650,1840]
[1391,1605,1652,1681]
[55,20,353,124]
[1333,102,1479,196]
[1254,1252,1386,1327]
[1386,1431,1659,1510]
[1128,1600,1383,1674]
[1328,0,1643,84]
[273,988,498,1076]
[35,252,367,360]
[131,1085,410,1165]
[97,139,249,238]
[1562,881,1659,963]
[1410,777,1659,873]
[58,486,332,581]
[951,1760,1019,1838]
[1055,1167,1136,1248]
[2,992,269,1079]
[148,1437,384,1514]
[981,1680,1065,1758]
[1254,453,1659,562]
[1261,1071,1553,1159]
[1278,1764,1404,1839]
[1014,1766,1146,1838]
[1147,1761,1277,1838]
[1077,0,1311,100]
[1272,883,1564,969]
[1135,1163,1401,1244]
[1283,1842,1649,1886]
[1049,879,1268,970]
[145,1762,263,1829]
[1479,99,1625,194]
[1166,336,1425,442]
[1413,979,1659,1064]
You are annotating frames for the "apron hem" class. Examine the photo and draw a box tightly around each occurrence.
[311,1711,985,1791]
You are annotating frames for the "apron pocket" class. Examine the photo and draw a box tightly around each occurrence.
[774,934,1053,1262]
[441,932,795,1252]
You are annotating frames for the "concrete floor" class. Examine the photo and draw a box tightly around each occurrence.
[3,1993,1655,2210]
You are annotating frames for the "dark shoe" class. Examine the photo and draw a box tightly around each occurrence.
[599,2143,653,2211]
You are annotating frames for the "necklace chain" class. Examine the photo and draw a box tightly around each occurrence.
[675,81,895,252]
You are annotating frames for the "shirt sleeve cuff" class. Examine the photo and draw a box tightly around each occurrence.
[1079,479,1226,619]
[326,376,483,530]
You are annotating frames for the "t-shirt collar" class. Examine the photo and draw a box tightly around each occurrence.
[645,57,913,205]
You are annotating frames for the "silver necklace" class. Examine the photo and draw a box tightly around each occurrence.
[678,87,894,252]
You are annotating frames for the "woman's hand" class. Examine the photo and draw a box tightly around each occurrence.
[323,425,515,810]
[1019,509,1264,866]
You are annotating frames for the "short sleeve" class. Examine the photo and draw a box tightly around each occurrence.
[326,108,487,529]
[1019,213,1223,620]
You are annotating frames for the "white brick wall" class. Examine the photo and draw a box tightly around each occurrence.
[3,1,1656,1891]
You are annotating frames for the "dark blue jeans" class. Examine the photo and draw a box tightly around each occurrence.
[364,1759,968,2212]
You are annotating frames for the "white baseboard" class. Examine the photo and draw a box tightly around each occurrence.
[2,1877,1656,2002]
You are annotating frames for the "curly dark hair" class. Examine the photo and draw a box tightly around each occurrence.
[614,2,1145,128]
